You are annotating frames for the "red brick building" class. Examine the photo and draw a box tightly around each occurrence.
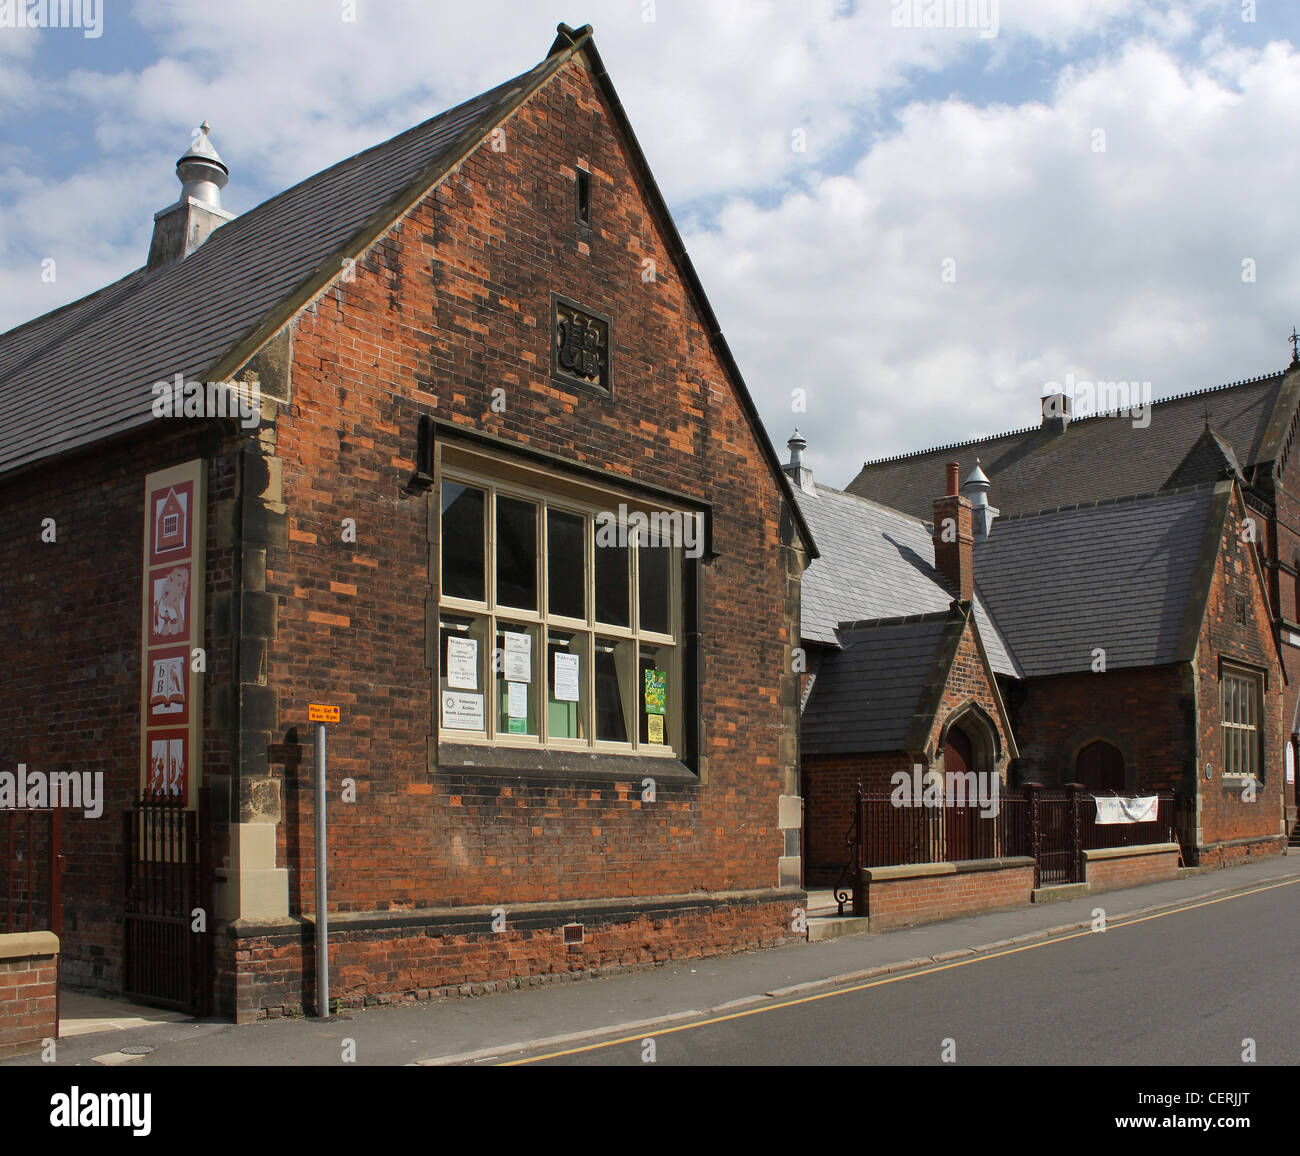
[792,428,1288,885]
[0,25,816,1022]
[849,365,1300,829]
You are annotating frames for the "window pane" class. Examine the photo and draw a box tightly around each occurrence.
[496,496,538,610]
[547,510,586,620]
[496,622,538,736]
[439,614,487,734]
[547,631,588,740]
[638,643,673,748]
[441,483,485,602]
[595,540,629,627]
[594,636,632,742]
[638,540,671,635]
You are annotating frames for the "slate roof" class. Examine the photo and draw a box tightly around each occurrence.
[1163,427,1245,490]
[0,25,819,561]
[793,482,1018,676]
[0,59,566,477]
[801,612,954,755]
[972,483,1226,678]
[847,369,1300,521]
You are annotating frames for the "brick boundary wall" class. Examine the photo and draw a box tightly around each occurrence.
[862,859,1035,931]
[1082,844,1180,893]
[215,890,801,1022]
[0,932,58,1058]
[1192,834,1286,870]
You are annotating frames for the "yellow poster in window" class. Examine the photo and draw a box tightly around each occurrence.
[647,713,664,744]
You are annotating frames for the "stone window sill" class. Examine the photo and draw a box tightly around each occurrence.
[435,741,698,785]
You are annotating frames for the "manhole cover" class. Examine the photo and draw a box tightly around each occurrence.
[119,1045,155,1055]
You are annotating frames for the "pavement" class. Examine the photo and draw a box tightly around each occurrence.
[7,853,1298,1067]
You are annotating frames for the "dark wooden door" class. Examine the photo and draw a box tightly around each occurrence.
[1076,740,1125,792]
[945,727,974,862]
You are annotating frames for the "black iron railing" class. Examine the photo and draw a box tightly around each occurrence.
[834,781,1181,913]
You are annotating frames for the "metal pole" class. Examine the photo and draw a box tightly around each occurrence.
[314,721,329,1018]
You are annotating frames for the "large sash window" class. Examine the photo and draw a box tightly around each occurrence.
[1221,666,1262,780]
[436,445,696,757]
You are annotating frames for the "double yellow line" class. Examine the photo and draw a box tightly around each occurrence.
[501,876,1300,1065]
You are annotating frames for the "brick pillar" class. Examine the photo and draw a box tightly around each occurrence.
[932,463,974,602]
[0,933,59,1058]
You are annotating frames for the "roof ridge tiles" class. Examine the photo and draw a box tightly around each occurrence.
[860,424,1041,468]
[858,368,1290,470]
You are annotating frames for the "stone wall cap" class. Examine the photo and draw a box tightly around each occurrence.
[0,931,59,960]
[1083,842,1180,861]
[864,856,1034,881]
[864,862,956,881]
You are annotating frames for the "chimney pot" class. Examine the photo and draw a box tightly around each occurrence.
[945,461,960,496]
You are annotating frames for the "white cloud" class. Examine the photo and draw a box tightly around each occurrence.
[0,0,1293,498]
[685,35,1300,488]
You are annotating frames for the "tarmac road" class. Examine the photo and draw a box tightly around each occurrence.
[510,877,1300,1065]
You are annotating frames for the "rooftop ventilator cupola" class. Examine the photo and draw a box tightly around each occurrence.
[147,121,234,270]
[784,429,816,495]
[962,459,998,539]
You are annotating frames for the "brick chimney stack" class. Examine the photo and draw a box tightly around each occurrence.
[932,461,974,601]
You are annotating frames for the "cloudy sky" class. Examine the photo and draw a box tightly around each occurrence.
[3,0,1298,487]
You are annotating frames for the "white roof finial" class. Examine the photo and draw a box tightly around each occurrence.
[176,120,229,208]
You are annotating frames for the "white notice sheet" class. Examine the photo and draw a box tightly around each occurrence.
[446,637,478,690]
[553,652,581,702]
[441,691,484,731]
[504,633,532,682]
[507,681,528,719]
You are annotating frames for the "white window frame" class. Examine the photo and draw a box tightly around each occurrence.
[1221,666,1262,781]
[434,442,689,758]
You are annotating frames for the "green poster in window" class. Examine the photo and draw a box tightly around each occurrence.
[644,669,667,715]
[508,717,527,735]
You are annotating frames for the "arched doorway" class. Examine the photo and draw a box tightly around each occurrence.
[1075,739,1125,792]
[944,725,975,860]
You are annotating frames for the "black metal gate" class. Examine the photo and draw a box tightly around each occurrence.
[1033,790,1079,885]
[123,791,211,1015]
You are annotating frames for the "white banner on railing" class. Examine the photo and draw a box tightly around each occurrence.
[1094,795,1158,824]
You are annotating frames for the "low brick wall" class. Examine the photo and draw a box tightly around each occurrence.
[0,932,59,1058]
[862,858,1035,931]
[1193,834,1285,870]
[215,889,802,1022]
[1083,843,1181,892]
